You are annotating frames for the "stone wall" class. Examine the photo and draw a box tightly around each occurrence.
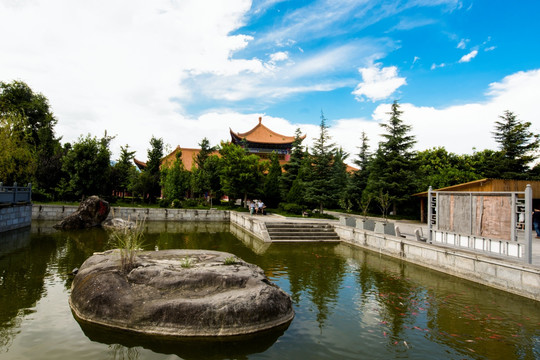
[229,212,271,242]
[0,204,32,232]
[32,205,230,222]
[334,224,540,302]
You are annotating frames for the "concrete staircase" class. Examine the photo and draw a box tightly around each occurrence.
[265,222,340,242]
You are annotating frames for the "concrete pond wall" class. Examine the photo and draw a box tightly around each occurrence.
[0,204,32,232]
[32,204,230,222]
[334,224,540,302]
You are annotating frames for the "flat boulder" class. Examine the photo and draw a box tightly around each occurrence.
[54,196,110,230]
[69,249,294,337]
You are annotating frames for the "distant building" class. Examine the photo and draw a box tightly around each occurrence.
[134,117,302,170]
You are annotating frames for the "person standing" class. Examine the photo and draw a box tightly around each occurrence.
[533,208,540,238]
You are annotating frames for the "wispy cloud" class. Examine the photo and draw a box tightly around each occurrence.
[352,63,407,102]
[457,39,469,49]
[459,50,478,63]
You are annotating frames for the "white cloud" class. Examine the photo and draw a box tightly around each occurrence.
[270,51,289,62]
[430,63,446,70]
[484,46,496,52]
[459,50,478,63]
[352,63,407,102]
[457,39,468,49]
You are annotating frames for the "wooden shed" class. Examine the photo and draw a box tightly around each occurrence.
[414,178,540,223]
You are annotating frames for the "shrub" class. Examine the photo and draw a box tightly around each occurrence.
[279,202,304,214]
[224,256,237,265]
[171,199,182,208]
[182,198,200,208]
[158,198,170,208]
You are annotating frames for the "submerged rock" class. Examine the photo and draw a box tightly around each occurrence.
[101,218,136,230]
[54,196,110,230]
[69,249,294,337]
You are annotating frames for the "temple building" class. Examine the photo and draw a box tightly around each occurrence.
[134,117,301,170]
[230,117,304,164]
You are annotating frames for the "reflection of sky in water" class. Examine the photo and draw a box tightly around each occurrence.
[0,222,539,359]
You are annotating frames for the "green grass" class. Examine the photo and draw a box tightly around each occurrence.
[108,219,146,273]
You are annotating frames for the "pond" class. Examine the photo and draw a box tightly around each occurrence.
[1,221,539,360]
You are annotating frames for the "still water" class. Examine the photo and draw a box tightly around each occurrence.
[1,221,539,360]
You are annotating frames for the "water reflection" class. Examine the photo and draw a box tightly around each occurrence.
[335,243,540,359]
[78,318,290,360]
[0,226,56,350]
[0,221,539,359]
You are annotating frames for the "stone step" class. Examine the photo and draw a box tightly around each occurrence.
[265,222,339,242]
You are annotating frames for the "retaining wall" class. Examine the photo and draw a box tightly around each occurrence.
[334,224,540,302]
[32,205,229,222]
[229,212,271,242]
[0,204,32,232]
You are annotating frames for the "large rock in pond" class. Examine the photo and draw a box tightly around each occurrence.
[69,249,294,337]
[54,196,110,230]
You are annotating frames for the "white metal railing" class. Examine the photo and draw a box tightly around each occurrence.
[0,182,32,204]
[427,185,533,264]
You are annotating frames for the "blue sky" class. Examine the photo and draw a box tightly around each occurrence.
[1,0,539,163]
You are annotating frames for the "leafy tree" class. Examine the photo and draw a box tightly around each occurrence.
[0,112,36,185]
[61,133,113,199]
[280,128,305,199]
[492,110,539,177]
[365,100,416,215]
[144,136,163,202]
[161,150,191,201]
[263,152,282,207]
[218,142,263,205]
[0,80,62,196]
[414,147,481,191]
[468,149,507,179]
[304,111,337,213]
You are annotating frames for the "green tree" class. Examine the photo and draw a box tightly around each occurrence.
[365,100,416,215]
[333,147,352,211]
[263,152,282,207]
[492,110,539,177]
[0,80,62,196]
[61,133,113,199]
[280,128,305,199]
[161,150,191,201]
[218,142,263,205]
[0,112,36,185]
[191,138,217,198]
[144,136,163,203]
[414,147,481,191]
[112,145,137,200]
[304,111,337,214]
[350,131,371,209]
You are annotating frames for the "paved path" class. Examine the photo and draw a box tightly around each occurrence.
[252,211,540,268]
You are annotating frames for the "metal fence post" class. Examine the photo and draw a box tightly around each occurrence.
[13,182,17,204]
[28,183,32,203]
[524,184,532,264]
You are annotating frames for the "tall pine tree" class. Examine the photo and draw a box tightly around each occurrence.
[493,110,539,177]
[304,111,337,214]
[280,128,305,200]
[365,100,416,215]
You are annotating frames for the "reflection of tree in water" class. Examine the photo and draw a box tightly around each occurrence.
[0,231,57,352]
[258,243,347,328]
[54,227,110,289]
